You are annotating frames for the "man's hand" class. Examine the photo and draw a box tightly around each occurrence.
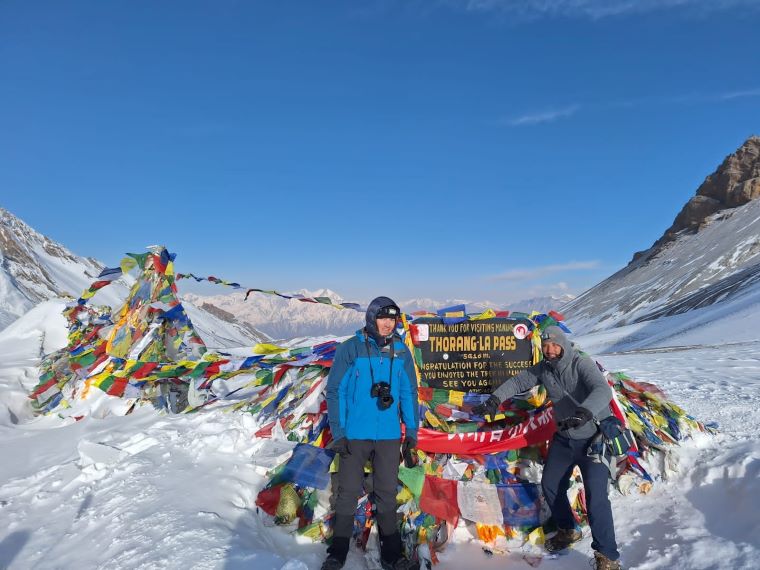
[330,437,351,456]
[472,395,501,418]
[557,407,594,431]
[402,437,417,467]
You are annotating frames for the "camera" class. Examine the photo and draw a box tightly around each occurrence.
[370,381,394,410]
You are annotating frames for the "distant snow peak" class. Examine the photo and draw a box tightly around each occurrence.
[508,293,576,315]
[184,290,576,341]
[181,290,364,340]
[294,288,344,302]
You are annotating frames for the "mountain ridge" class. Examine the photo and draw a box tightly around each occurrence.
[182,291,575,340]
[0,207,269,346]
[564,136,760,335]
[0,207,129,329]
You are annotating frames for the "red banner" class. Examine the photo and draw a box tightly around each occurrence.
[417,407,556,454]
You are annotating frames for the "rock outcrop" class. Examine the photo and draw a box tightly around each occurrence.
[664,135,760,236]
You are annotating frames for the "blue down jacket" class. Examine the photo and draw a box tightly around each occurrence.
[326,330,419,442]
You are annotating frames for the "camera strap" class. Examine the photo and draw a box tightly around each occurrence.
[550,369,601,427]
[364,334,395,391]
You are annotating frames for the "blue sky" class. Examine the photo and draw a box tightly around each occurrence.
[1,0,759,305]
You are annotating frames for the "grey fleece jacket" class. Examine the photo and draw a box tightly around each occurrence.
[491,325,612,440]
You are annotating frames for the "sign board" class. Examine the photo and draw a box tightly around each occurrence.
[414,317,534,393]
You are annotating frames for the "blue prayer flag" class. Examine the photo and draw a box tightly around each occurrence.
[278,443,335,490]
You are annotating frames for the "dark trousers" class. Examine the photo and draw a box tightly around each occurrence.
[333,439,401,539]
[542,434,619,561]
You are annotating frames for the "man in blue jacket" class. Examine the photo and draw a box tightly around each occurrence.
[473,325,621,570]
[322,296,420,570]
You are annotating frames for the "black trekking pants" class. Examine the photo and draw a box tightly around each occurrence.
[332,439,401,539]
[542,433,620,561]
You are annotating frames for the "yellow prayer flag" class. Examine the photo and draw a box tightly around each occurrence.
[443,310,465,318]
[527,527,545,546]
[120,256,138,274]
[396,486,413,504]
[526,386,547,408]
[252,343,287,355]
[448,391,464,407]
[470,309,497,321]
[424,410,443,429]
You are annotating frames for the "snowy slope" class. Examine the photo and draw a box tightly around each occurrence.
[0,207,131,329]
[1,301,758,569]
[564,138,760,336]
[571,277,760,355]
[182,299,270,348]
[0,207,267,349]
[564,198,760,334]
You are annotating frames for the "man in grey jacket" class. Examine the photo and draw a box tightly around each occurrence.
[473,325,621,570]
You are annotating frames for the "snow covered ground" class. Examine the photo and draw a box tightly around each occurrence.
[1,310,759,569]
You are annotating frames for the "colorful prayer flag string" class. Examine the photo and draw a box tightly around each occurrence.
[171,271,366,312]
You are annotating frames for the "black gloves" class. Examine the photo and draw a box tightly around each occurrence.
[330,437,350,456]
[557,407,594,431]
[472,395,501,418]
[402,437,417,467]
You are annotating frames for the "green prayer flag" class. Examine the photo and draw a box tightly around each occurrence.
[398,465,425,498]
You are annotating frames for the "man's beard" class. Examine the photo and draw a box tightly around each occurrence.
[544,349,564,363]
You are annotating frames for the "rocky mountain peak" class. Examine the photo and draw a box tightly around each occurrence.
[664,135,760,237]
[564,137,760,335]
[0,207,133,330]
[0,207,99,303]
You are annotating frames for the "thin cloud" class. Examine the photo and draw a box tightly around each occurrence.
[506,87,760,126]
[503,104,580,126]
[719,88,760,101]
[504,281,576,301]
[612,88,760,107]
[512,281,572,296]
[458,0,759,20]
[489,261,600,282]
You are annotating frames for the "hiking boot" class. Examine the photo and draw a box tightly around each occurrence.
[379,532,419,570]
[545,527,582,552]
[593,551,622,570]
[320,556,345,570]
[321,536,349,570]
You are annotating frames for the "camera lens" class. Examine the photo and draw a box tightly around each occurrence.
[378,394,394,410]
[371,382,394,410]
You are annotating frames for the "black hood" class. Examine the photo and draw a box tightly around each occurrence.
[365,296,400,346]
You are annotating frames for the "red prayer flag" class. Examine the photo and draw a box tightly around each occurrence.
[434,404,453,418]
[418,387,434,402]
[255,485,283,516]
[107,377,129,397]
[420,475,459,524]
[132,362,159,379]
[548,310,565,322]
